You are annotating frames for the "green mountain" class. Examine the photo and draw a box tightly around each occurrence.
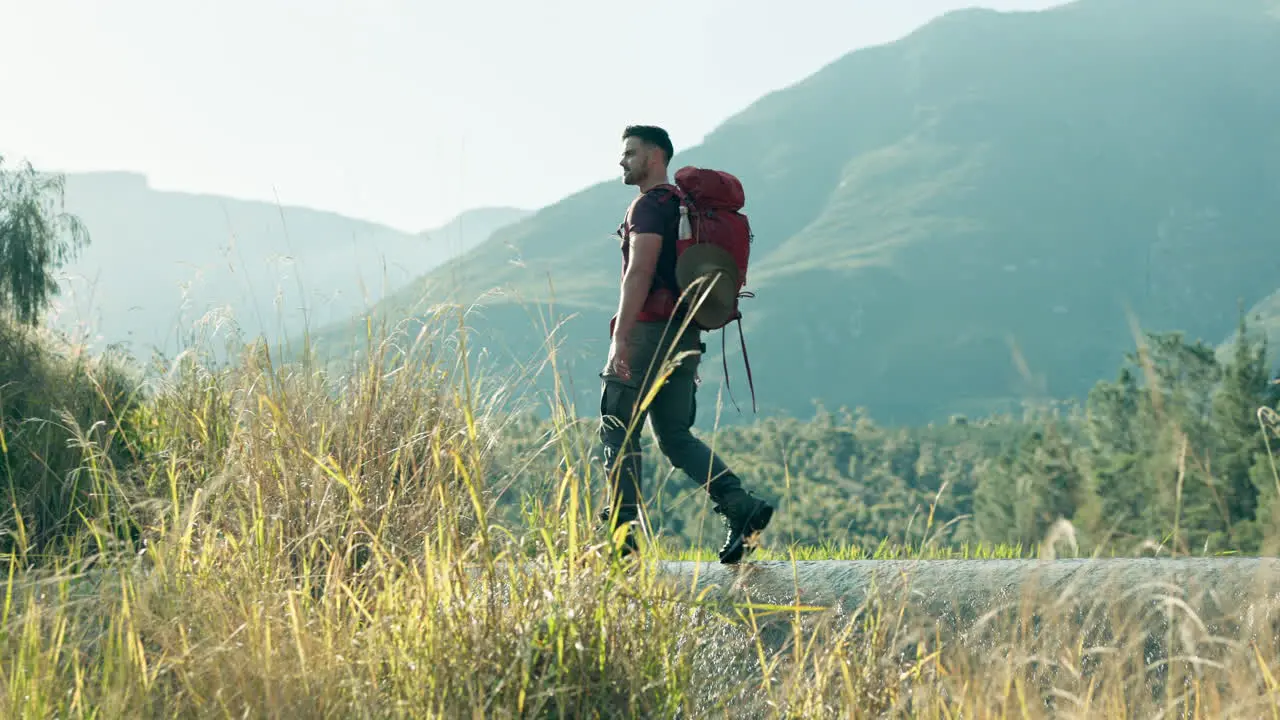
[50,171,528,359]
[309,0,1280,426]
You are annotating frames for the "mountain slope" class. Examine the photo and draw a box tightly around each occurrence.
[1219,290,1280,375]
[311,0,1280,425]
[418,206,531,255]
[49,172,528,358]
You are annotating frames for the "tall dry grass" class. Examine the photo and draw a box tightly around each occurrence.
[1,307,1280,718]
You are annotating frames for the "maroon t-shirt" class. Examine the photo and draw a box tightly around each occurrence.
[614,188,680,331]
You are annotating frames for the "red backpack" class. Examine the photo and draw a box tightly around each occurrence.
[655,166,757,413]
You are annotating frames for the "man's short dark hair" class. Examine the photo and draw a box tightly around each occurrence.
[623,125,674,165]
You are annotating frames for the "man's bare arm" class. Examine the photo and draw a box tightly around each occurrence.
[612,231,662,341]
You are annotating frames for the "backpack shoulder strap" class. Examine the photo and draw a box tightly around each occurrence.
[648,182,686,204]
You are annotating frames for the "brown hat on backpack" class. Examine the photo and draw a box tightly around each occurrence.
[676,243,740,329]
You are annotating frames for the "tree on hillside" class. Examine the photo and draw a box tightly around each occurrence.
[1247,409,1280,553]
[973,421,1088,549]
[0,156,89,327]
[1073,327,1280,553]
[1209,309,1277,549]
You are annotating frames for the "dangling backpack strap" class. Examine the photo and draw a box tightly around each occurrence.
[737,315,757,414]
[717,300,757,415]
[721,329,740,413]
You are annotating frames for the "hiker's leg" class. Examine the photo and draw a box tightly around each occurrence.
[647,332,744,501]
[648,326,774,563]
[596,321,666,526]
[598,378,644,525]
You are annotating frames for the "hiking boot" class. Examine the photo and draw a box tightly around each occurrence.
[598,507,641,559]
[712,491,774,564]
[611,523,640,558]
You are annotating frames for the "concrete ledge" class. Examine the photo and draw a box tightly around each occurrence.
[643,559,1280,709]
[654,557,1280,629]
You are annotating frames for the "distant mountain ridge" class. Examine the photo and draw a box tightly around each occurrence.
[418,206,532,250]
[314,0,1280,425]
[47,171,528,359]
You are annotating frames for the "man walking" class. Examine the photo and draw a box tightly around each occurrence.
[598,124,774,564]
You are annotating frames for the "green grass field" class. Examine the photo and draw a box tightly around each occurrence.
[3,309,1280,719]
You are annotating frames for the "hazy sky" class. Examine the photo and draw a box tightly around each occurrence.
[2,0,1064,232]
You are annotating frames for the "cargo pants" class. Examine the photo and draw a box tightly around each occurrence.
[598,318,744,526]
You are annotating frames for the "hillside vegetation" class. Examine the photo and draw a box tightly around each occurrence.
[310,0,1280,426]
